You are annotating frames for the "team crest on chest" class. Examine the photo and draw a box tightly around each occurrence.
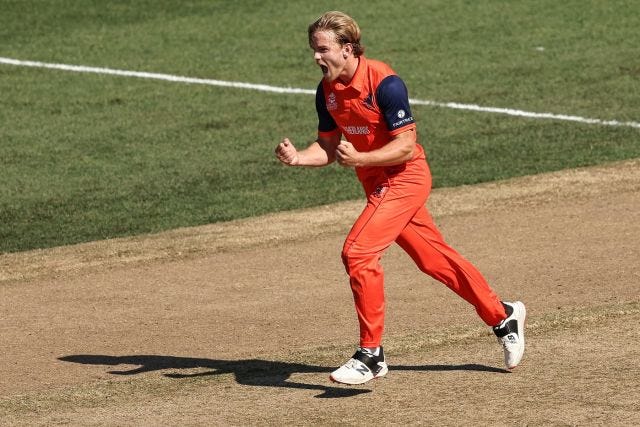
[362,92,376,111]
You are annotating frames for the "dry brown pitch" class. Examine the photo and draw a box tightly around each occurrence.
[1,160,639,426]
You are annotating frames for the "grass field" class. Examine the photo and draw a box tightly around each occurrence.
[1,3,640,425]
[1,0,639,253]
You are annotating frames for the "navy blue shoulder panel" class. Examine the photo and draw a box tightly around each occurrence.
[315,82,338,133]
[375,75,415,131]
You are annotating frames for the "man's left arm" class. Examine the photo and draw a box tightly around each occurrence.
[336,74,417,168]
[335,129,415,167]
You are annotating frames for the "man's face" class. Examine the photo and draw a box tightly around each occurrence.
[310,30,350,82]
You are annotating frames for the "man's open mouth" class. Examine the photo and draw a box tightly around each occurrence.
[320,65,328,74]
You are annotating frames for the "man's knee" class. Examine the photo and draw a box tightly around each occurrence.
[341,246,379,276]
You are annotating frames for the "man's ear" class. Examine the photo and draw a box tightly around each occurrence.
[342,43,353,58]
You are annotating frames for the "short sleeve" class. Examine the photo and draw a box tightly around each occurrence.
[315,82,338,135]
[375,75,416,134]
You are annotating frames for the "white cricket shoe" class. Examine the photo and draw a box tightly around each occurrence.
[493,301,526,370]
[330,347,388,385]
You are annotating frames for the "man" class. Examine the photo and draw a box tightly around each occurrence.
[275,11,526,385]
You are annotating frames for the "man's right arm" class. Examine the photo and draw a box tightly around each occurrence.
[275,134,341,167]
[274,82,342,167]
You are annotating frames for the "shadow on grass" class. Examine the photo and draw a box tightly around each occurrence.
[58,354,508,399]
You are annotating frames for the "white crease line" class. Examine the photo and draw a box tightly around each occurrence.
[2,56,639,129]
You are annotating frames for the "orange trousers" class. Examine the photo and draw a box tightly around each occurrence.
[342,160,507,347]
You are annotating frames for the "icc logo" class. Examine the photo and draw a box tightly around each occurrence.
[327,92,338,111]
[397,109,406,119]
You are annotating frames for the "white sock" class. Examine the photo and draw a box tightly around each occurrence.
[362,347,380,356]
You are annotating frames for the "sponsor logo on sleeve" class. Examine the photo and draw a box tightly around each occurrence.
[392,109,414,128]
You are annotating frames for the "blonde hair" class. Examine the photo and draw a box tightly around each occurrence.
[308,11,365,57]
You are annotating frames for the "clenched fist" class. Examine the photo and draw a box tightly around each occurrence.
[335,140,362,167]
[275,138,299,166]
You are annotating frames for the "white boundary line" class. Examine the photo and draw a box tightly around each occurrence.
[2,56,639,129]
[0,57,316,95]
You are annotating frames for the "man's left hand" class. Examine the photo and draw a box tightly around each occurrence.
[336,141,363,167]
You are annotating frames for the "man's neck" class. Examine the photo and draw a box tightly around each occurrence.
[338,57,360,85]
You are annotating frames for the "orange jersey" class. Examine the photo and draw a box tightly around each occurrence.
[314,58,506,348]
[315,56,425,182]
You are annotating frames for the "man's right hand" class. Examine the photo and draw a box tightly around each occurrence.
[275,138,300,166]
